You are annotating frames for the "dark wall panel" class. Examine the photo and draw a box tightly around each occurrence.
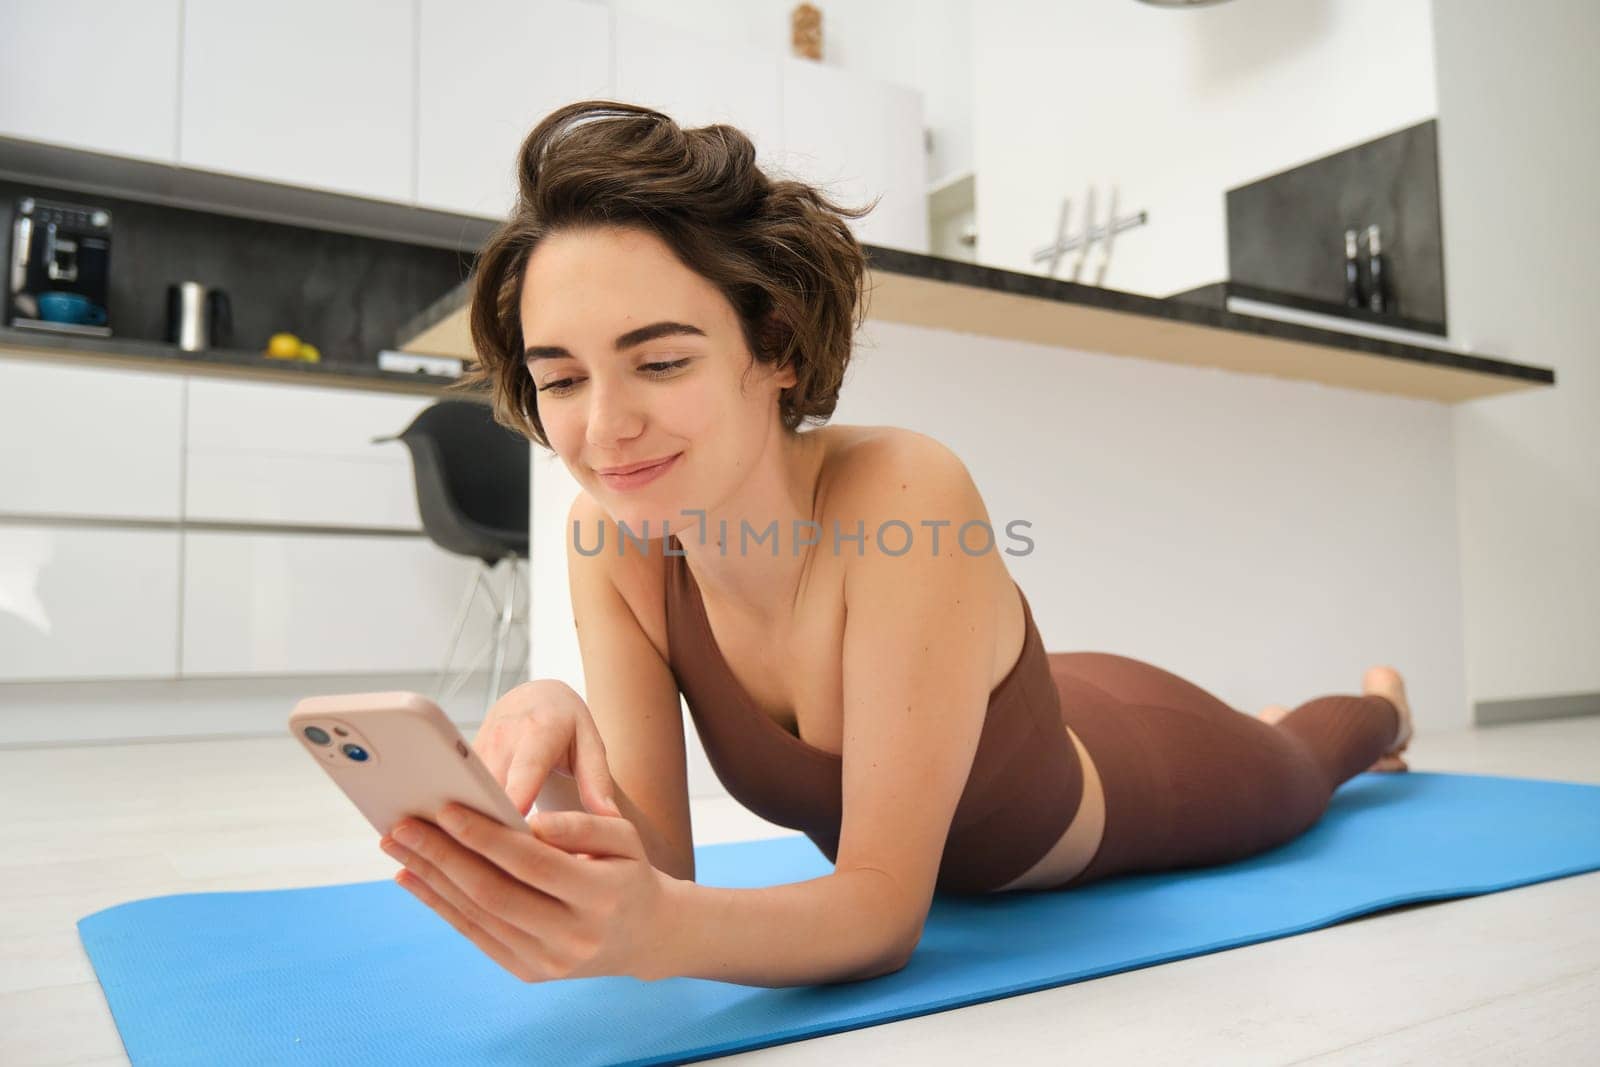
[2,178,470,366]
[1226,119,1445,329]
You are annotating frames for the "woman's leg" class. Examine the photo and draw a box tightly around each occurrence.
[1045,652,1400,889]
[1274,693,1402,789]
[1263,665,1413,772]
[1048,651,1243,717]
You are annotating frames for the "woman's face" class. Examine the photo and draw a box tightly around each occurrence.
[519,225,796,533]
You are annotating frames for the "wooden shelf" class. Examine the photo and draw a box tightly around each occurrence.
[397,244,1554,405]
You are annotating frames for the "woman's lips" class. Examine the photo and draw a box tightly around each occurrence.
[597,452,681,490]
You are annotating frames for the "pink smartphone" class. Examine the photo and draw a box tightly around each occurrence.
[288,690,530,836]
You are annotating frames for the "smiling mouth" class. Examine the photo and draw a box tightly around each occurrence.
[598,454,678,476]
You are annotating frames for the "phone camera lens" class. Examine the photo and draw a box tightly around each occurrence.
[303,726,331,746]
[341,743,370,762]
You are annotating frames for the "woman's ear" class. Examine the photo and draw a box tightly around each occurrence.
[755,311,798,388]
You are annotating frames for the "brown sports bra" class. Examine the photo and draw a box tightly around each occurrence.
[662,532,1084,894]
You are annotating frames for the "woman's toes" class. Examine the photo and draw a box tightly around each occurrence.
[1361,664,1414,753]
[1257,703,1291,725]
[1362,664,1403,693]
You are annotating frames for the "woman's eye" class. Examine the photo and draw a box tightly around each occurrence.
[642,359,690,375]
[536,359,689,395]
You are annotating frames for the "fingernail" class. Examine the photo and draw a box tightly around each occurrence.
[603,795,618,814]
[393,822,422,847]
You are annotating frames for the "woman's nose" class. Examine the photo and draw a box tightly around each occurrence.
[584,381,645,445]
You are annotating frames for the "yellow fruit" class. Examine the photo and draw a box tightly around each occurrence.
[298,343,321,363]
[267,332,301,359]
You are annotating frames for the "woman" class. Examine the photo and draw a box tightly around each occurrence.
[375,101,1415,989]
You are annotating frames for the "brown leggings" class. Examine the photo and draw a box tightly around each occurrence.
[1046,652,1401,889]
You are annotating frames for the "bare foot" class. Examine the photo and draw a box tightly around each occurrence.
[1256,703,1291,725]
[1361,665,1414,772]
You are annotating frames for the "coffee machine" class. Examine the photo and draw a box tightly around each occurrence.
[7,196,113,338]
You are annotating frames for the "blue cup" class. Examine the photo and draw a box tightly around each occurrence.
[37,291,108,326]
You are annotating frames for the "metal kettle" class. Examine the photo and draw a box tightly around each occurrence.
[165,281,234,351]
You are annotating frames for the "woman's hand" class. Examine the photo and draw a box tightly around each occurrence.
[473,679,620,818]
[379,802,674,983]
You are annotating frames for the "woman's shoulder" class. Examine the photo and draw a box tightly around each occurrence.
[819,424,976,512]
[565,489,678,664]
[814,424,996,583]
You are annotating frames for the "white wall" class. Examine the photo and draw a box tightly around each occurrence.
[594,0,973,183]
[840,319,1467,727]
[973,0,1438,296]
[1433,1,1600,710]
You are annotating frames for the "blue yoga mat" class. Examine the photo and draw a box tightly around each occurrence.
[79,771,1600,1066]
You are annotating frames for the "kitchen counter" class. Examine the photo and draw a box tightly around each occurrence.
[0,326,480,398]
[396,244,1555,404]
[1168,280,1450,337]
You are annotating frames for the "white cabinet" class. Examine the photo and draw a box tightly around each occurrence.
[184,378,430,528]
[0,1,182,163]
[3,2,930,245]
[180,530,520,676]
[780,58,929,253]
[0,354,184,520]
[612,13,785,172]
[0,356,535,687]
[0,524,180,682]
[178,0,417,202]
[416,0,612,219]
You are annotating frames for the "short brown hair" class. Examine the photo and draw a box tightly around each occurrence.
[456,100,875,450]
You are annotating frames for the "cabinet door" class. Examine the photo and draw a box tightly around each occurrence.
[612,13,784,171]
[780,58,929,253]
[0,524,180,681]
[0,355,184,520]
[0,1,182,162]
[185,378,431,529]
[179,0,416,202]
[180,530,523,676]
[416,0,611,219]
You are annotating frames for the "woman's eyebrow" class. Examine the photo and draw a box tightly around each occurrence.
[523,321,706,362]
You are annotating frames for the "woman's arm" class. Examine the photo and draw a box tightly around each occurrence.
[643,433,1004,987]
[383,801,915,988]
[643,867,916,985]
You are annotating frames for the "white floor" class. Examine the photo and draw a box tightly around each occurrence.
[1,716,1597,1066]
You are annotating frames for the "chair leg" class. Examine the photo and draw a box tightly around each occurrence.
[486,555,520,716]
[433,564,487,702]
[438,560,507,706]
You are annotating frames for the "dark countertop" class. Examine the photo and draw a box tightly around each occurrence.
[1167,280,1450,337]
[0,326,483,397]
[396,243,1555,394]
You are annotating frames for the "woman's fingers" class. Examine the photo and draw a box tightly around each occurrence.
[573,714,620,815]
[503,714,563,816]
[439,803,637,901]
[473,681,559,801]
[527,807,640,863]
[471,680,616,818]
[472,713,516,795]
[393,869,544,983]
[383,821,572,940]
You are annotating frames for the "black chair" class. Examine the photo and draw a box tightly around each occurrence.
[373,399,529,714]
